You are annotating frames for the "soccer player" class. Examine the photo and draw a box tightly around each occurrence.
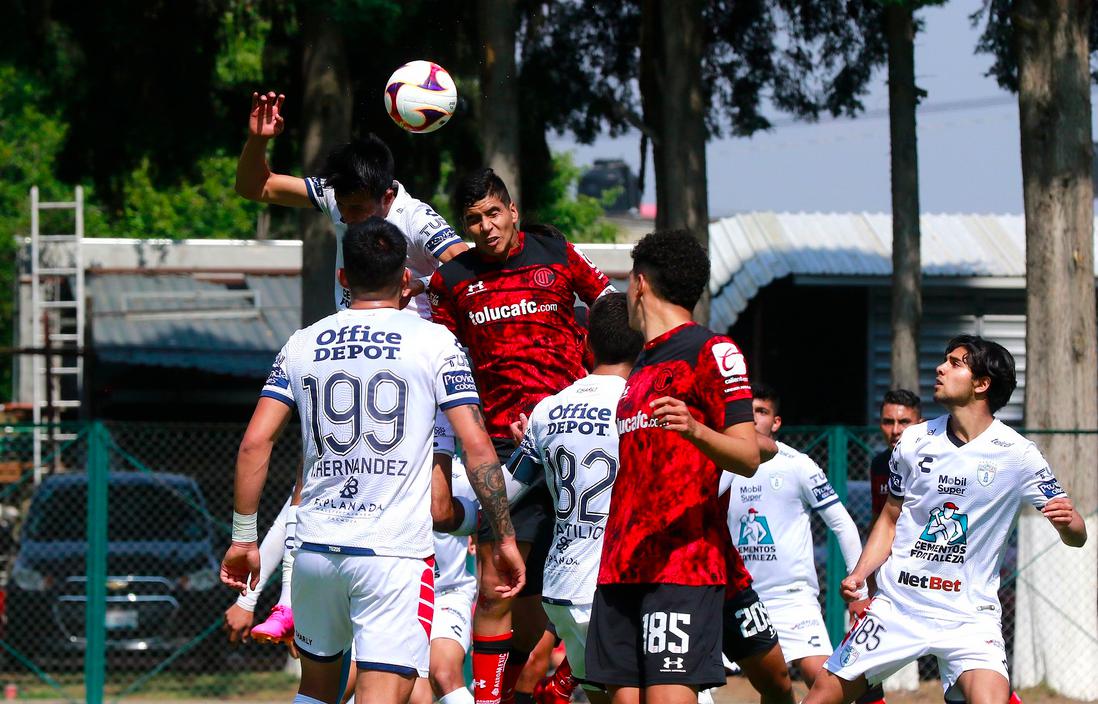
[220,218,524,704]
[724,384,864,689]
[233,90,466,642]
[804,335,1087,704]
[411,453,480,704]
[870,390,923,518]
[236,91,466,311]
[512,292,644,704]
[428,170,614,704]
[586,229,768,704]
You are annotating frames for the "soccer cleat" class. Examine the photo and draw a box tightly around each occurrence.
[533,672,575,704]
[250,604,295,645]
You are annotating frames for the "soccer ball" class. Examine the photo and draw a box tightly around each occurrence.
[384,61,458,134]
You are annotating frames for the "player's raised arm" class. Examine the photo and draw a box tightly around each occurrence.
[235,91,312,208]
[651,398,761,477]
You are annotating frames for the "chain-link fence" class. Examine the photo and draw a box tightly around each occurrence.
[0,422,1092,702]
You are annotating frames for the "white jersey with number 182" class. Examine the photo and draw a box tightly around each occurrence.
[261,307,479,558]
[519,374,626,605]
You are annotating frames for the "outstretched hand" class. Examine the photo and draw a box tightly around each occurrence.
[249,91,285,139]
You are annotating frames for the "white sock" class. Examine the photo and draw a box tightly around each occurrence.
[278,506,297,608]
[293,695,326,704]
[440,686,475,704]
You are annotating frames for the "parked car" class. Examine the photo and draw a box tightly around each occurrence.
[5,472,231,667]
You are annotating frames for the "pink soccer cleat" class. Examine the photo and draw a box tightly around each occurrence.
[250,605,294,645]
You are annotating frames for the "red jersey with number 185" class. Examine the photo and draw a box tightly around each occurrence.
[599,322,755,586]
[428,230,614,439]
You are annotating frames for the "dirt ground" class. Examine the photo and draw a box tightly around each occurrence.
[712,677,1090,704]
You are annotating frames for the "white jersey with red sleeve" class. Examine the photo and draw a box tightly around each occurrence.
[304,177,462,316]
[877,415,1069,622]
[260,307,480,558]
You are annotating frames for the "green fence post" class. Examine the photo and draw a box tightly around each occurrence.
[825,426,849,646]
[85,422,107,704]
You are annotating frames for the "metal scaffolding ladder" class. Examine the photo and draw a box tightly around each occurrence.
[30,186,85,482]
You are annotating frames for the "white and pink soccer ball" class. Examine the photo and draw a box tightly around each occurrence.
[384,60,458,134]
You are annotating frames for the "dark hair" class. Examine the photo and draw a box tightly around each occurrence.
[342,217,408,293]
[944,334,1017,413]
[630,230,709,311]
[316,134,394,199]
[751,383,780,414]
[523,223,566,241]
[455,168,512,215]
[881,388,921,412]
[588,293,643,366]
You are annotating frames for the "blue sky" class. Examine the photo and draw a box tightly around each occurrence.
[550,0,1097,217]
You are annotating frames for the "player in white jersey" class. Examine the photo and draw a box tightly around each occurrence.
[407,430,480,704]
[510,293,644,704]
[805,335,1087,704]
[724,384,864,689]
[235,91,466,313]
[234,90,466,643]
[221,218,524,704]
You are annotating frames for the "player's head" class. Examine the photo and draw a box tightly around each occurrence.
[456,168,520,261]
[879,388,922,448]
[935,335,1017,413]
[587,293,644,368]
[751,383,782,438]
[338,217,409,298]
[317,135,397,224]
[627,230,709,330]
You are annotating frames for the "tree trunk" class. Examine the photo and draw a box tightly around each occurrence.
[477,0,521,204]
[299,7,351,327]
[885,3,921,394]
[640,0,710,324]
[1012,1,1098,698]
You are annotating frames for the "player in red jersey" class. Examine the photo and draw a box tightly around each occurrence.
[428,169,614,704]
[870,390,923,518]
[586,229,773,704]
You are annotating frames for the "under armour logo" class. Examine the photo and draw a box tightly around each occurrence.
[468,280,486,294]
[663,657,684,670]
[451,624,462,636]
[339,477,359,499]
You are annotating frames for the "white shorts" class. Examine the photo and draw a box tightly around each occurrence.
[432,582,476,651]
[292,549,435,677]
[824,595,1008,697]
[543,602,593,684]
[763,593,832,663]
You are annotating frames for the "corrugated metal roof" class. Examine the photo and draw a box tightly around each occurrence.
[709,212,1098,332]
[88,273,300,377]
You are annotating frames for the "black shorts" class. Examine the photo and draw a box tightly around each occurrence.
[476,437,553,597]
[586,583,725,689]
[722,588,780,663]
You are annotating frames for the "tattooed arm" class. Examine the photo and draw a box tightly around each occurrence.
[445,403,525,596]
[445,403,515,539]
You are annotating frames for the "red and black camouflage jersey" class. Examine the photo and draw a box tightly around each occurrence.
[599,322,754,586]
[870,448,891,517]
[428,230,614,439]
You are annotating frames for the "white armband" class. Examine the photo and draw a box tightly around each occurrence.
[232,511,259,543]
[451,496,479,536]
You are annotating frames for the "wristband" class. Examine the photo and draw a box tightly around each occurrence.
[232,511,259,543]
[451,496,479,536]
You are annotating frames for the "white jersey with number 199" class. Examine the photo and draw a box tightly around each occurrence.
[518,373,626,605]
[261,307,479,558]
